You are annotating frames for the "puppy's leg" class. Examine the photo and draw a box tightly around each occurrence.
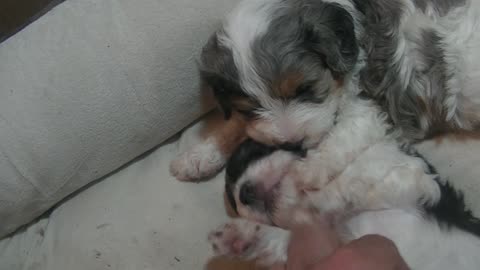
[208,219,289,266]
[294,157,440,216]
[170,110,246,181]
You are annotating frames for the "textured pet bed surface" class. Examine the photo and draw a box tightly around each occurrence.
[0,0,237,238]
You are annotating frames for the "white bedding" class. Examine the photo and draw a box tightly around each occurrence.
[0,0,238,239]
[1,120,479,270]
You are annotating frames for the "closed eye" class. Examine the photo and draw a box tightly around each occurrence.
[295,82,325,103]
[295,83,312,97]
[237,109,257,119]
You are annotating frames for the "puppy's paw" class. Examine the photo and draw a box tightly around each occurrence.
[170,141,225,181]
[208,220,260,257]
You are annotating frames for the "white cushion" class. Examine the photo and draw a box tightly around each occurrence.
[0,0,236,238]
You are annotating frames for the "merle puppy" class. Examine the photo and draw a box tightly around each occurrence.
[171,0,480,182]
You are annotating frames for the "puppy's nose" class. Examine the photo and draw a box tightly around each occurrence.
[239,182,256,206]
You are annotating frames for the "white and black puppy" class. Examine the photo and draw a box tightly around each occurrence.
[171,0,480,181]
[208,92,480,269]
[209,144,480,268]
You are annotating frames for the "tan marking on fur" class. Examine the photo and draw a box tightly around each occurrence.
[272,73,304,98]
[417,95,466,139]
[231,96,259,112]
[224,191,239,218]
[201,110,247,156]
[334,79,344,89]
[246,120,277,145]
[425,101,480,140]
[418,93,480,141]
[432,129,480,144]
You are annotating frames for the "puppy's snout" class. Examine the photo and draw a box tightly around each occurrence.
[239,182,256,206]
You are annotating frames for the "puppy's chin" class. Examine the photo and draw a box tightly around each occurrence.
[246,120,301,146]
[237,207,272,225]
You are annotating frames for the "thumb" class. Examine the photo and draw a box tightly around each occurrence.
[286,216,340,270]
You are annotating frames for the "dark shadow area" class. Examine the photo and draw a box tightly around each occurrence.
[0,0,66,43]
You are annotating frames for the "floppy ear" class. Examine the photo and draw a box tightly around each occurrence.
[200,70,233,119]
[225,183,238,214]
[199,32,240,120]
[301,2,359,79]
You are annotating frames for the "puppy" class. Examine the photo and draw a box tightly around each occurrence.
[171,0,480,181]
[208,92,480,269]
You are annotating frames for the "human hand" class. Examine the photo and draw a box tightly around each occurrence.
[276,220,409,270]
[309,234,410,270]
[284,217,340,270]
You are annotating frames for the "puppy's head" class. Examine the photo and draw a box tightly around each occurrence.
[200,0,358,147]
[225,139,307,226]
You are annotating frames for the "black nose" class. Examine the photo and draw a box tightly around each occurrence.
[239,182,256,205]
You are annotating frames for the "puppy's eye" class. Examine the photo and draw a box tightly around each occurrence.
[296,83,313,97]
[236,109,257,119]
[295,82,325,103]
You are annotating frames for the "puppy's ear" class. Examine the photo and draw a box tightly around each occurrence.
[216,98,233,120]
[224,184,238,215]
[200,71,234,119]
[301,2,358,79]
[199,32,239,120]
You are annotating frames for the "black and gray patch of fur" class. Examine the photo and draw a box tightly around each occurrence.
[353,0,452,141]
[251,0,359,88]
[426,178,480,237]
[413,0,466,16]
[400,144,480,237]
[199,32,246,119]
[200,0,361,118]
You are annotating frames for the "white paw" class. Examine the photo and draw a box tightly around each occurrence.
[208,220,260,257]
[170,141,225,181]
